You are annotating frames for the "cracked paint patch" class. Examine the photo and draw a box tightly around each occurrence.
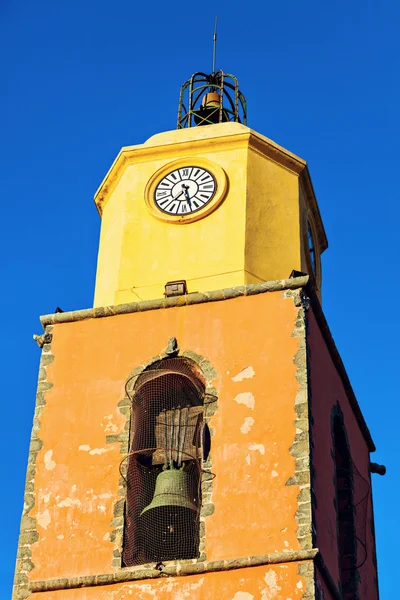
[42,491,51,503]
[103,414,118,433]
[240,417,254,434]
[248,443,265,455]
[232,593,254,600]
[89,447,108,455]
[234,392,255,410]
[180,577,204,597]
[44,450,56,470]
[261,569,282,599]
[104,583,155,598]
[57,497,82,508]
[78,444,109,455]
[37,509,51,530]
[232,366,255,382]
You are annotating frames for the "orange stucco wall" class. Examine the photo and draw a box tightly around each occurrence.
[26,291,309,597]
[34,563,309,599]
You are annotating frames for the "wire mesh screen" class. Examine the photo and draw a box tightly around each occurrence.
[122,358,205,566]
[333,416,372,599]
[352,459,371,570]
[334,418,357,598]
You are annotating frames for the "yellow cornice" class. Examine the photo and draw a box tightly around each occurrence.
[247,131,306,175]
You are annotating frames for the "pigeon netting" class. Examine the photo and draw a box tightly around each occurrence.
[351,459,370,570]
[334,416,371,599]
[122,358,205,566]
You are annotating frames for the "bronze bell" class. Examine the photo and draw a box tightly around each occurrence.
[141,468,197,515]
[193,92,229,126]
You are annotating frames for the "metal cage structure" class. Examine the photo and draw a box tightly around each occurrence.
[122,358,207,566]
[177,70,247,129]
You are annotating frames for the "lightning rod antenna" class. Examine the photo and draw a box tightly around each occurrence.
[212,15,218,74]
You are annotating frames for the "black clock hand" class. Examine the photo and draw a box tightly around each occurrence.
[172,189,185,201]
[182,184,192,208]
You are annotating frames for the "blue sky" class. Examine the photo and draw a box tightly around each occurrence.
[2,0,398,597]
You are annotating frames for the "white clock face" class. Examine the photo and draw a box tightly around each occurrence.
[154,166,217,215]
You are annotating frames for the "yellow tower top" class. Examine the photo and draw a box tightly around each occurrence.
[93,77,327,308]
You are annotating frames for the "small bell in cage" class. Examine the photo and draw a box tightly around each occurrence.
[177,70,246,129]
[193,92,229,126]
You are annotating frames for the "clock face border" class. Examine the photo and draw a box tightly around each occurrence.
[154,166,217,216]
[145,158,228,224]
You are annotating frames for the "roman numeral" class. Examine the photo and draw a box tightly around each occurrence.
[197,174,213,184]
[157,196,173,208]
[179,168,192,179]
[178,202,190,214]
[191,197,205,209]
[167,201,179,214]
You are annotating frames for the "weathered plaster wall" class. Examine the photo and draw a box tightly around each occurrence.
[32,562,309,599]
[14,287,315,598]
[245,146,300,282]
[307,307,377,598]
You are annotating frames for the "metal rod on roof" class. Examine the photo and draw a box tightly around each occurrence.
[212,16,218,74]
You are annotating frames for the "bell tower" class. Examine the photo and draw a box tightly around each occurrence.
[94,70,327,307]
[13,70,383,600]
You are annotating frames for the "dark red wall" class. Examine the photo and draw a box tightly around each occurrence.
[315,567,336,600]
[308,307,378,599]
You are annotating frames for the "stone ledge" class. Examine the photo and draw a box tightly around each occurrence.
[29,548,318,593]
[40,277,309,327]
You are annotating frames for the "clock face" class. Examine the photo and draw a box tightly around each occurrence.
[154,166,217,215]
